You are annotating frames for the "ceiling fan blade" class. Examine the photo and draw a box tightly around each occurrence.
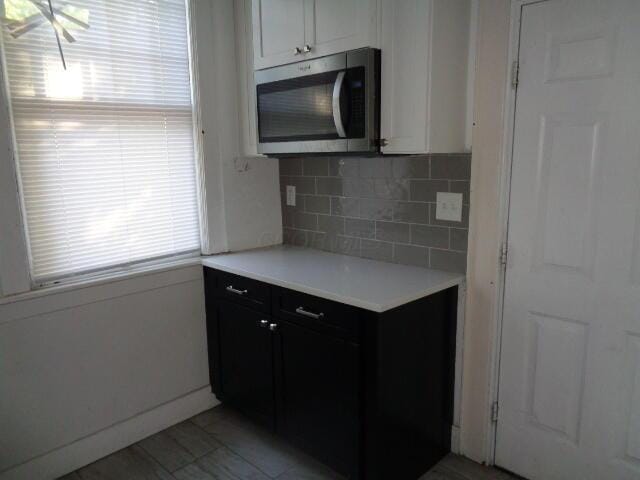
[52,8,89,30]
[28,1,88,31]
[4,12,41,29]
[27,0,76,43]
[7,14,45,38]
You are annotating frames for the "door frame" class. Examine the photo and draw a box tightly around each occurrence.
[485,0,551,466]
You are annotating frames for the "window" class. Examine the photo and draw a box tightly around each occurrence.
[1,0,201,283]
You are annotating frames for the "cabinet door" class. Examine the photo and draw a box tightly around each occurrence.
[380,0,469,153]
[274,319,360,477]
[305,0,376,59]
[216,300,275,429]
[252,0,307,69]
[379,0,432,153]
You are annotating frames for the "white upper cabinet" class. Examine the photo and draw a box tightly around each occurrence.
[252,0,307,70]
[306,0,377,60]
[380,0,470,154]
[245,0,471,154]
[252,0,376,70]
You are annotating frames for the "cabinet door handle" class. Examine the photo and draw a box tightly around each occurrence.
[302,44,312,53]
[295,306,324,319]
[269,323,278,331]
[293,46,302,55]
[259,319,269,328]
[226,285,248,296]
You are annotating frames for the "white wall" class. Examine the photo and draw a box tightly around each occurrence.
[0,1,282,478]
[0,264,216,479]
[461,0,510,464]
[191,0,282,255]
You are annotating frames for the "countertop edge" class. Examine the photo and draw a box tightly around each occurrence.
[200,257,465,313]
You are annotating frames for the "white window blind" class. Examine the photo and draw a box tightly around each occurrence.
[2,0,201,283]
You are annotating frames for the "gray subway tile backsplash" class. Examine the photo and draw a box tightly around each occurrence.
[279,154,470,273]
[303,157,329,177]
[394,244,429,268]
[393,202,429,224]
[292,211,318,231]
[410,179,449,202]
[358,156,391,178]
[316,177,343,196]
[375,221,410,243]
[317,215,345,235]
[280,157,303,176]
[331,196,360,217]
[360,198,394,221]
[373,179,410,200]
[390,156,430,179]
[304,195,330,214]
[410,224,450,249]
[430,249,468,273]
[361,239,393,262]
[430,154,471,180]
[280,176,315,194]
[450,180,471,205]
[450,228,469,251]
[345,217,376,239]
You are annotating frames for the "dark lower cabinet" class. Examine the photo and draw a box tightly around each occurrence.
[214,300,275,429]
[204,266,457,480]
[274,319,360,477]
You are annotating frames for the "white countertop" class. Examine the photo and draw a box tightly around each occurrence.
[201,246,464,312]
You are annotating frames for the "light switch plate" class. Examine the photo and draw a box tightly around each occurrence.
[286,185,296,206]
[436,192,463,222]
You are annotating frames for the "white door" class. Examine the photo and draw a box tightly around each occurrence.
[496,1,640,479]
[305,0,375,59]
[252,0,307,69]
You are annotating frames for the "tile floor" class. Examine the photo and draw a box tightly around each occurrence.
[59,404,518,480]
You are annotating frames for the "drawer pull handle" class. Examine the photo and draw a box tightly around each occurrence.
[302,44,312,53]
[226,285,248,296]
[295,306,324,319]
[269,323,278,331]
[259,319,269,328]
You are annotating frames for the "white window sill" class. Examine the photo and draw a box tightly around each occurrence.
[0,255,205,306]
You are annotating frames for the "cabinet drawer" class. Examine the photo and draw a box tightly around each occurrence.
[272,287,361,342]
[207,268,271,313]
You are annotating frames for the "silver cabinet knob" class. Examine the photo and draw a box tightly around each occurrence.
[259,319,269,328]
[269,323,278,331]
[294,46,302,55]
[302,44,312,53]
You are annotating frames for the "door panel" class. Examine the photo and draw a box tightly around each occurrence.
[307,0,374,58]
[274,319,360,477]
[379,0,430,153]
[217,301,275,429]
[496,1,640,479]
[252,0,306,69]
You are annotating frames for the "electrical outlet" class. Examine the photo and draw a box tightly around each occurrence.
[286,185,296,206]
[436,192,463,222]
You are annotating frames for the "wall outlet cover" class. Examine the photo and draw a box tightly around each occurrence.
[436,192,463,222]
[286,185,296,206]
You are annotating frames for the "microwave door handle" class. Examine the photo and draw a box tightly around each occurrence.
[332,71,347,138]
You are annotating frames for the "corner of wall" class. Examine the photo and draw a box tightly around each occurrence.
[460,0,511,465]
[191,0,282,256]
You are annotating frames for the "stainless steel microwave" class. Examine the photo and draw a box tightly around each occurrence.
[255,48,380,156]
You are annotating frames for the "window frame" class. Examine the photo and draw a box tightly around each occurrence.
[0,0,209,291]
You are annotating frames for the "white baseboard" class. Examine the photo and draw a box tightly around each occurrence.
[1,387,219,480]
[451,425,461,454]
